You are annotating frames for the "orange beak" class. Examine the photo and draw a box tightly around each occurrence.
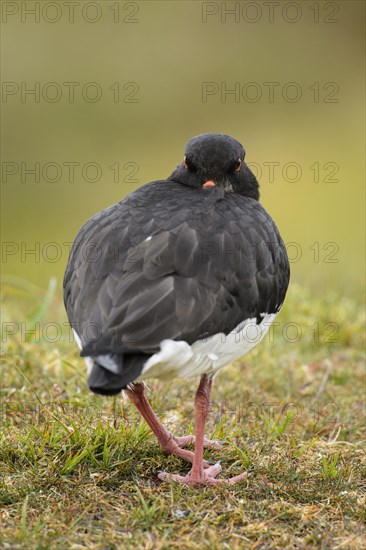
[202,180,216,187]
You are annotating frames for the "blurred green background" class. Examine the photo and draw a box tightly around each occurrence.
[1,0,365,295]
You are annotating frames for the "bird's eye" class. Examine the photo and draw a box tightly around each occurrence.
[184,156,196,171]
[235,159,242,172]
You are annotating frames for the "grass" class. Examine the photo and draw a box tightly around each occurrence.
[1,279,365,549]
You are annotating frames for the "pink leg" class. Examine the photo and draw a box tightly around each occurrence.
[125,383,218,466]
[159,376,247,486]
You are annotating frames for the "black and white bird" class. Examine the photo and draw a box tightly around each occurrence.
[64,133,290,485]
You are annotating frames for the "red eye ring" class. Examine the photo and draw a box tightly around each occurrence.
[184,156,188,168]
[235,159,242,172]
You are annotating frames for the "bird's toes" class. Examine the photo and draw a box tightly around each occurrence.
[164,445,209,467]
[173,435,195,447]
[193,467,247,486]
[203,437,223,450]
[158,463,223,486]
[174,435,223,451]
[158,471,190,484]
[158,464,247,486]
[203,462,222,477]
[211,471,248,485]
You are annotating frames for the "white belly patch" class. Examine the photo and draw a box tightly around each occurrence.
[137,313,277,382]
[73,328,93,374]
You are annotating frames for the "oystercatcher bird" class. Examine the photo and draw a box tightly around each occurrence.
[64,133,290,485]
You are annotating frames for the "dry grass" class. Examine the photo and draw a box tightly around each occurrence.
[1,279,365,549]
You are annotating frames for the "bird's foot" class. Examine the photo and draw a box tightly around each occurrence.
[160,435,221,466]
[160,437,209,467]
[174,435,222,451]
[158,463,247,486]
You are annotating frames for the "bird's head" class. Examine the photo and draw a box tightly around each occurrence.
[170,133,259,200]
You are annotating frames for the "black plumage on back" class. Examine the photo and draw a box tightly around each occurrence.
[63,134,290,396]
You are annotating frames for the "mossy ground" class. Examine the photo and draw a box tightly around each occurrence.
[1,280,365,549]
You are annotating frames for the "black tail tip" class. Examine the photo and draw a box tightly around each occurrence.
[88,386,124,396]
[87,361,126,396]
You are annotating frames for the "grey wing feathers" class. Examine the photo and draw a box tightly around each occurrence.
[64,184,289,360]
